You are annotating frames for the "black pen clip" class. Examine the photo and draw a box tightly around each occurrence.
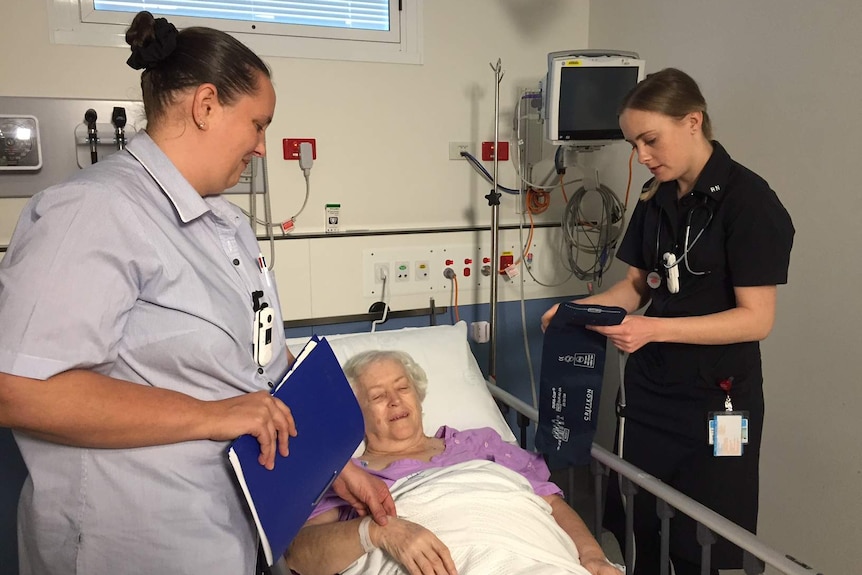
[252,290,268,312]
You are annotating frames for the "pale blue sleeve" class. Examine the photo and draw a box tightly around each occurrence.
[0,183,152,379]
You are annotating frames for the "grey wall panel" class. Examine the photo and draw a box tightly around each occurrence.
[0,96,145,198]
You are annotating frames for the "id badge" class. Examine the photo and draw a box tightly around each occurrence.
[253,307,275,366]
[707,411,749,457]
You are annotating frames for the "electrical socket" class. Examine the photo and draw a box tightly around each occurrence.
[448,141,474,160]
[393,261,410,282]
[283,138,317,160]
[415,260,430,280]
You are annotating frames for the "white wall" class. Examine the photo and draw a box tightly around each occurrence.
[590,1,862,572]
[9,1,846,570]
[0,0,605,319]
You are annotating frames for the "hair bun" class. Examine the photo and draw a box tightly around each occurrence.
[126,17,179,70]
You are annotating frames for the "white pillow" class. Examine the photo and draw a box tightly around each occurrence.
[285,322,516,451]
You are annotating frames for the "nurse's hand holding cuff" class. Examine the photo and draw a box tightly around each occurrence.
[332,461,397,526]
[540,303,561,332]
[587,315,657,355]
[208,390,296,470]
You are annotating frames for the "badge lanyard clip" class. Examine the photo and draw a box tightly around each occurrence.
[708,376,749,456]
[252,290,274,367]
[719,376,734,411]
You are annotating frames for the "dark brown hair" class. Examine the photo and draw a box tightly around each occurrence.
[125,11,271,125]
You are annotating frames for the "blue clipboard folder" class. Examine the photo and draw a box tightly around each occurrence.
[227,337,365,566]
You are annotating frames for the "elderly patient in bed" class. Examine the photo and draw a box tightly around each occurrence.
[285,350,622,575]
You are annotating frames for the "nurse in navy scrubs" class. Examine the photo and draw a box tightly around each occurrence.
[542,68,794,575]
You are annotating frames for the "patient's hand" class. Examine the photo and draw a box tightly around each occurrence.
[371,517,458,575]
[580,556,624,575]
[333,462,397,526]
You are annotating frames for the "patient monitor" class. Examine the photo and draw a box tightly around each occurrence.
[543,50,645,148]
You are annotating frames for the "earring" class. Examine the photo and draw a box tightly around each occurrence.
[198,122,205,129]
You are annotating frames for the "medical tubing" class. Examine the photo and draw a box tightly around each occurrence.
[261,156,275,270]
[561,183,625,281]
[290,172,311,222]
[371,273,389,333]
[249,157,258,230]
[461,151,520,194]
[517,211,539,409]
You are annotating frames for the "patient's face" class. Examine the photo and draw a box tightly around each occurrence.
[356,359,424,449]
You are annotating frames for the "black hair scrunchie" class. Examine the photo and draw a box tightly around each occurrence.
[126,18,179,70]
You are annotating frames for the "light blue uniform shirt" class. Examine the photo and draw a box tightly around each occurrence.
[0,132,288,575]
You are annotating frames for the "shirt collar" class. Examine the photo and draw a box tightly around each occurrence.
[653,140,732,211]
[691,140,732,201]
[125,131,211,223]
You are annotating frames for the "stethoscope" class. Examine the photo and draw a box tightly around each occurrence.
[646,197,714,293]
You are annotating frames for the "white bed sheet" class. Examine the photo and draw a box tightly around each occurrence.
[342,460,590,575]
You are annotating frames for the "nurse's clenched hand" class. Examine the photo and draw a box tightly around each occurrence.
[588,315,658,354]
[207,390,297,470]
[333,462,397,525]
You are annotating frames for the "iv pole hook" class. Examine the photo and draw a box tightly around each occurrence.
[489,59,504,83]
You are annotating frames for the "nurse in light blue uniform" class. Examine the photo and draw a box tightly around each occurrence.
[0,11,393,575]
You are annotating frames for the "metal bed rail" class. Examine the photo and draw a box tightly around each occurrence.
[485,382,823,575]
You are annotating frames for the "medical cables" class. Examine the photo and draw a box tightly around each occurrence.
[370,269,389,333]
[560,179,626,285]
[240,157,276,270]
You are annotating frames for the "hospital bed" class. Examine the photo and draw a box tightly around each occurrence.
[282,321,823,575]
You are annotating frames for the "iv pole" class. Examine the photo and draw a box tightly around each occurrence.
[487,59,504,383]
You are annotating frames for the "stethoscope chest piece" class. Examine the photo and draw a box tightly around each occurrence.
[647,271,662,289]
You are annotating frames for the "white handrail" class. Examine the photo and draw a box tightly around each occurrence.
[484,381,821,575]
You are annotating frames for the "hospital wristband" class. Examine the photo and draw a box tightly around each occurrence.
[358,516,377,553]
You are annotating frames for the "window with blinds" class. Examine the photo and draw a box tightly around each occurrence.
[91,1,392,32]
[83,0,398,41]
[48,0,422,64]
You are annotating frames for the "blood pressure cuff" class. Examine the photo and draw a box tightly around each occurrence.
[534,302,626,466]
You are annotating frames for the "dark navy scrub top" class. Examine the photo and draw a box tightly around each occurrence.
[616,141,795,439]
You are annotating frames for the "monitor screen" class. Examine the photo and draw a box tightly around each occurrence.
[544,52,645,147]
[557,66,642,141]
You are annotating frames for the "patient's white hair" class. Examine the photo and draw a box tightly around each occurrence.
[343,350,428,402]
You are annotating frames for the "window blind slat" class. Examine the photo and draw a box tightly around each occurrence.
[94,0,391,30]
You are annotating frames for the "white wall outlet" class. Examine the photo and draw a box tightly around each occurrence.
[373,262,390,283]
[448,141,473,160]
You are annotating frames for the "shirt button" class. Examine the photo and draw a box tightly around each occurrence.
[484,442,489,448]
[258,367,264,374]
[267,381,274,388]
[233,258,240,266]
[454,439,460,444]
